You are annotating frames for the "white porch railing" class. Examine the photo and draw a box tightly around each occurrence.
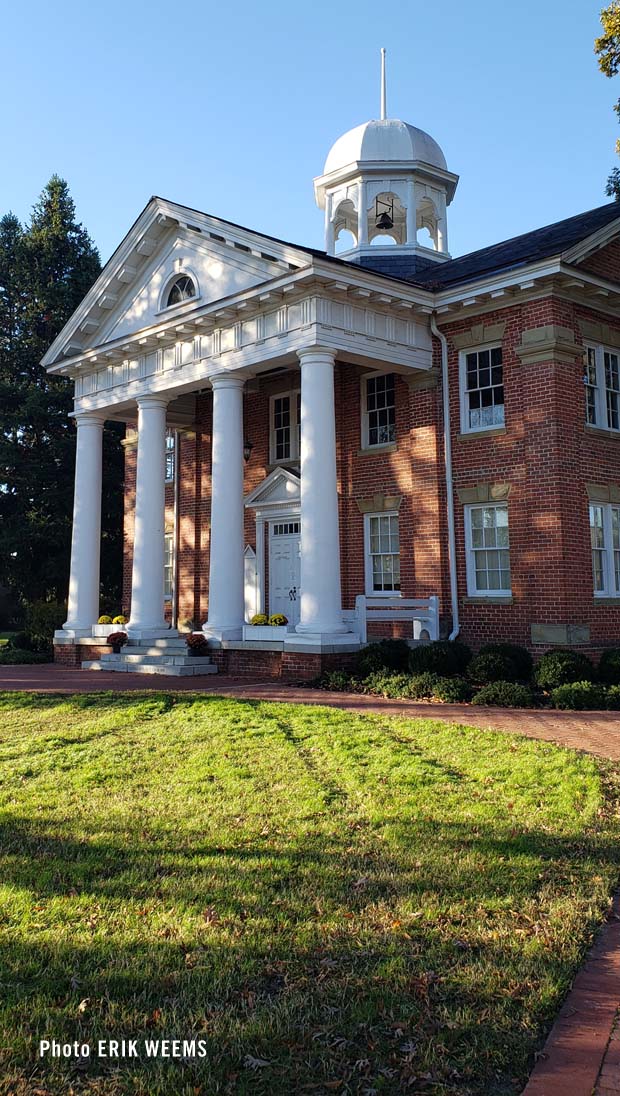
[344,595,440,644]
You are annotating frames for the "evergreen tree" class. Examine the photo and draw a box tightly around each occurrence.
[0,177,124,609]
[596,3,620,199]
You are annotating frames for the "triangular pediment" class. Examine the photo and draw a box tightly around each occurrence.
[42,197,313,369]
[244,467,300,509]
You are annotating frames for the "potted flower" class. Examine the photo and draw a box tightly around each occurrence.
[94,613,128,638]
[242,612,292,641]
[186,632,209,657]
[107,631,128,655]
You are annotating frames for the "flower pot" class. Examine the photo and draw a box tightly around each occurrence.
[111,644,123,655]
[187,646,208,658]
[93,624,126,638]
[242,625,293,641]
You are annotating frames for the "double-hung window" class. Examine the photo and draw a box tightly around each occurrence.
[165,429,176,483]
[364,512,401,595]
[164,531,174,600]
[584,344,620,432]
[362,372,396,448]
[270,390,301,462]
[590,503,620,597]
[464,503,511,596]
[460,346,504,433]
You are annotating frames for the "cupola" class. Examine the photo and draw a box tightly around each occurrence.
[314,50,459,264]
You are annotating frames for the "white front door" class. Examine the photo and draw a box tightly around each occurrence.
[269,521,301,625]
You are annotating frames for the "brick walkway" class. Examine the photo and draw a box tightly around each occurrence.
[2,663,620,1091]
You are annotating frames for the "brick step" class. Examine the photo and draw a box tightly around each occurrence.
[102,651,212,665]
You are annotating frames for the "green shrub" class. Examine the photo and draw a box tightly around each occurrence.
[408,640,472,677]
[597,648,620,685]
[479,642,533,680]
[468,650,520,684]
[355,640,410,677]
[24,600,66,652]
[606,685,620,710]
[433,676,473,702]
[472,681,535,708]
[98,615,113,625]
[268,614,288,626]
[319,670,359,692]
[362,671,415,698]
[0,648,50,665]
[551,681,607,711]
[112,615,127,625]
[7,631,34,651]
[534,649,594,689]
[250,614,269,625]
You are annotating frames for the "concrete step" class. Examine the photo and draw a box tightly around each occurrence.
[82,659,217,676]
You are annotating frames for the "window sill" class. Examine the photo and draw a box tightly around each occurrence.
[584,424,620,440]
[593,597,620,605]
[365,592,403,599]
[457,427,507,441]
[357,443,397,456]
[463,595,513,605]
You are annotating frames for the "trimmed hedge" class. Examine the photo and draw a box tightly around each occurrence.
[0,648,50,665]
[534,649,594,689]
[472,681,536,708]
[551,681,607,711]
[598,648,620,685]
[408,640,472,678]
[479,642,533,680]
[354,640,411,677]
[468,651,520,684]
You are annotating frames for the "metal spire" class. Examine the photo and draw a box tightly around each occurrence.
[380,47,387,120]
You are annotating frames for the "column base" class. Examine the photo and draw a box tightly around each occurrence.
[202,624,243,643]
[126,626,178,640]
[55,626,94,639]
[284,631,360,652]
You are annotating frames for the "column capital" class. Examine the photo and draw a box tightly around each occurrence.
[209,372,247,391]
[73,411,106,428]
[136,395,170,411]
[296,346,336,366]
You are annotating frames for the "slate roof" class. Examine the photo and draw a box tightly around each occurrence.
[354,201,620,289]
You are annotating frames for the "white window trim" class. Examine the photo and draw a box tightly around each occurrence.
[459,343,505,435]
[156,267,201,315]
[163,530,174,602]
[584,343,620,433]
[165,429,176,484]
[363,511,402,598]
[269,389,300,464]
[360,370,397,450]
[464,503,512,597]
[590,501,620,597]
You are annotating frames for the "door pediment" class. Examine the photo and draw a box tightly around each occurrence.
[244,467,300,513]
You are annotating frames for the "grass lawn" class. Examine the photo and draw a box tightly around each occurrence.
[0,693,618,1096]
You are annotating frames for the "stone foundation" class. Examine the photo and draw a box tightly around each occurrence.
[209,647,357,681]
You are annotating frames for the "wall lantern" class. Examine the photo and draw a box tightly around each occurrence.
[243,438,254,463]
[375,196,394,231]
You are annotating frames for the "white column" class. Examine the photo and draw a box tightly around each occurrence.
[406,179,416,246]
[203,374,245,640]
[60,412,105,636]
[295,347,348,637]
[358,181,368,246]
[127,396,170,638]
[325,194,336,255]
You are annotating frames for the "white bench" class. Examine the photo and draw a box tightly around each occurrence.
[344,595,440,644]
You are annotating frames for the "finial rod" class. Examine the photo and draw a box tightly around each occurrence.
[380,47,387,120]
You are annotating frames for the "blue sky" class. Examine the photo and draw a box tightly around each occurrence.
[0,0,617,264]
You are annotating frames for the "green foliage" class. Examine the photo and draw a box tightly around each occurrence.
[7,630,34,651]
[479,642,533,680]
[598,648,620,684]
[551,681,608,711]
[0,647,50,664]
[0,178,124,607]
[112,615,127,625]
[432,675,473,702]
[606,684,620,709]
[595,5,620,197]
[408,639,472,677]
[250,613,269,625]
[23,599,65,651]
[319,669,359,692]
[268,613,288,626]
[472,681,536,708]
[468,650,520,684]
[354,639,411,676]
[534,649,594,689]
[98,615,113,624]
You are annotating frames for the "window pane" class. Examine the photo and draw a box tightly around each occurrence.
[366,374,396,446]
[464,346,503,432]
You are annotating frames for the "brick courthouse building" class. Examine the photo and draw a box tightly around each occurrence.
[47,92,620,676]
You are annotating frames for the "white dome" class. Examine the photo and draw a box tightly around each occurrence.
[324,118,447,175]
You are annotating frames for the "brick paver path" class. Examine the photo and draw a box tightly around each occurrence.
[3,663,620,1091]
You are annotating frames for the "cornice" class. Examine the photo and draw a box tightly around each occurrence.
[515,324,583,366]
